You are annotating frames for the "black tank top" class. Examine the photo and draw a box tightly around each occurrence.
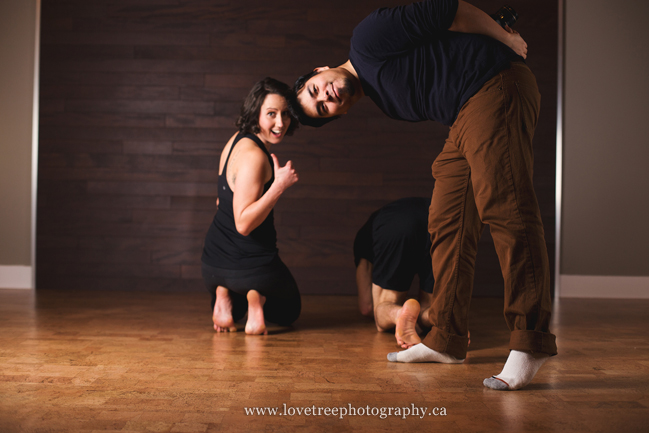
[201,132,278,269]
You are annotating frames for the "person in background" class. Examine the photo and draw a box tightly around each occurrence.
[354,198,434,347]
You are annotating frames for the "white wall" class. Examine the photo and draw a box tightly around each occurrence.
[0,0,39,289]
[560,0,649,297]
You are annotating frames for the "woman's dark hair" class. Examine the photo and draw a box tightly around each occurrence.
[291,71,341,128]
[236,77,299,136]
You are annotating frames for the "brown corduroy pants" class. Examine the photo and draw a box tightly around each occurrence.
[421,62,557,359]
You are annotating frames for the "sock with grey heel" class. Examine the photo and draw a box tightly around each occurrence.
[483,349,549,390]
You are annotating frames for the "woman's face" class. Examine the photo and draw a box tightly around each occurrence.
[256,93,292,147]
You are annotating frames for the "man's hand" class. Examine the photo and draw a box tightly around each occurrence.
[504,25,527,59]
[450,1,528,60]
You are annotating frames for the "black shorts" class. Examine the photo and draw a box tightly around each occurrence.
[353,197,434,293]
[201,257,301,326]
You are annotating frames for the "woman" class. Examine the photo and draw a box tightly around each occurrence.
[201,77,301,335]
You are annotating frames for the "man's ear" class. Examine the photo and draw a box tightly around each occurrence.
[313,66,330,72]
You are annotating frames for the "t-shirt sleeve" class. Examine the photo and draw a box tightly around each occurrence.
[350,0,458,60]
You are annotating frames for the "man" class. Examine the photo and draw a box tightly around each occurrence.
[292,0,557,391]
[354,197,434,347]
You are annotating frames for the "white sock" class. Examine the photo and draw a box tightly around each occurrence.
[387,343,464,364]
[483,349,549,390]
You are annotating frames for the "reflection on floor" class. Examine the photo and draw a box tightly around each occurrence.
[0,289,648,432]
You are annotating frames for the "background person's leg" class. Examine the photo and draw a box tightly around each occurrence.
[372,284,410,332]
[417,290,434,329]
[356,259,374,317]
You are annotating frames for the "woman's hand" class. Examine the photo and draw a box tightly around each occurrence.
[504,25,527,59]
[271,153,299,193]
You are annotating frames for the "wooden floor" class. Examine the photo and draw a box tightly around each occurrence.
[1,289,648,433]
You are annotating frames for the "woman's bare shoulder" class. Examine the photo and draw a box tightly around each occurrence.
[220,132,266,175]
[224,134,269,178]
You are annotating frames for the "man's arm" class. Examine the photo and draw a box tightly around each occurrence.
[449,0,527,58]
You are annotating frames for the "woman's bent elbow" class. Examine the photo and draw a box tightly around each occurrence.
[235,222,252,237]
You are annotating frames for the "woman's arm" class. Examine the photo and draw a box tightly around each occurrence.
[231,146,298,236]
[449,0,527,58]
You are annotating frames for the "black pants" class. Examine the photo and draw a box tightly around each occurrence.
[201,258,301,326]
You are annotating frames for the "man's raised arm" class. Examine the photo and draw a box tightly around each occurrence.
[449,0,527,58]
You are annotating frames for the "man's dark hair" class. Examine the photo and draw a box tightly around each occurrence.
[291,71,341,128]
[236,77,299,136]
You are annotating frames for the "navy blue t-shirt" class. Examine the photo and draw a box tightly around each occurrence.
[348,0,521,126]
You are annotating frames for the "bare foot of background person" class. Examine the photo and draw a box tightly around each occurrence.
[213,286,237,332]
[395,299,421,349]
[245,290,268,335]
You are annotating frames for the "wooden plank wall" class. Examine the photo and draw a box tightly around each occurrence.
[37,0,557,296]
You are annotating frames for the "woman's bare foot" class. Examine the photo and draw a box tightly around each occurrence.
[395,299,421,349]
[245,290,268,335]
[213,286,237,332]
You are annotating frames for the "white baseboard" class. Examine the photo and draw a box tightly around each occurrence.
[559,275,649,299]
[0,265,33,289]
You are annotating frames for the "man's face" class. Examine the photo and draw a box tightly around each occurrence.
[297,67,357,119]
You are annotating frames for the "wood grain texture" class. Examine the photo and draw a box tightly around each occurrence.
[0,289,647,432]
[37,0,558,295]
